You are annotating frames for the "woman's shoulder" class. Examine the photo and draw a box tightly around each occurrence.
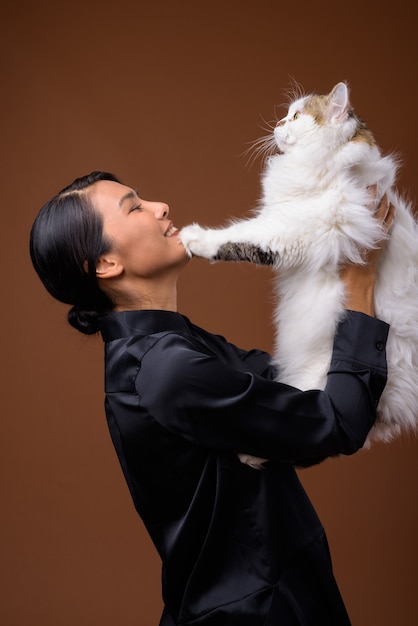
[104,328,200,392]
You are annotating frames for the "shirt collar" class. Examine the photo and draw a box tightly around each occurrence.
[98,309,192,342]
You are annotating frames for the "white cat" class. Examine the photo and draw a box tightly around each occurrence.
[180,82,418,450]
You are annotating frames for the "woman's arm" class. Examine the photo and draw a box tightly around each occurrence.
[340,191,395,316]
[136,312,388,464]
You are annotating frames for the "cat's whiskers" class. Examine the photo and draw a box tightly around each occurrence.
[282,77,305,106]
[243,134,278,169]
[243,121,278,169]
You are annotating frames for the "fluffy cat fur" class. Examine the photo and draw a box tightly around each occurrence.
[180,82,418,457]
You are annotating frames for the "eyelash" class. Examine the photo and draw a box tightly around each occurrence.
[129,204,143,213]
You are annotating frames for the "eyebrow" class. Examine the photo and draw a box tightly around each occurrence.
[118,188,139,207]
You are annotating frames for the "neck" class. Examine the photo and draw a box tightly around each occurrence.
[114,284,178,312]
[104,273,180,313]
[114,296,178,312]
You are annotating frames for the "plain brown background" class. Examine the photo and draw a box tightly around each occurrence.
[1,1,417,624]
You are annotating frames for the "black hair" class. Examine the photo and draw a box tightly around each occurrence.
[30,171,122,335]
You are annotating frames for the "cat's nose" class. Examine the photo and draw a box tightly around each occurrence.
[276,119,286,127]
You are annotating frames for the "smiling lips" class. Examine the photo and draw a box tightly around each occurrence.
[165,222,179,237]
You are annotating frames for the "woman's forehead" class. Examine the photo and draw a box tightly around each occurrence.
[89,180,135,212]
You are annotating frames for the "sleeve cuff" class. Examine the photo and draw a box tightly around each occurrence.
[332,310,389,371]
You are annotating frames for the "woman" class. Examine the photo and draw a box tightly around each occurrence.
[30,171,394,625]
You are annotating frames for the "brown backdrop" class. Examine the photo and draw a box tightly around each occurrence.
[1,1,417,624]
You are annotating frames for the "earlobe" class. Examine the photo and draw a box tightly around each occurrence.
[95,255,123,279]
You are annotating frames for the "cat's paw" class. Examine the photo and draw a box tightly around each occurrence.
[237,453,268,470]
[179,223,219,259]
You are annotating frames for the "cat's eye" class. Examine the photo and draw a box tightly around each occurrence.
[293,111,301,120]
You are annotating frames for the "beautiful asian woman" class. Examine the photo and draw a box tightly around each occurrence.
[30,170,394,625]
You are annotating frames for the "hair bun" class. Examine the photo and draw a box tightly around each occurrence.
[68,306,101,335]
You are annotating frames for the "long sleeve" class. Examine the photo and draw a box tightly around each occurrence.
[136,311,389,464]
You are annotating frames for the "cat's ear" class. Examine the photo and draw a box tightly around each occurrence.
[326,82,349,122]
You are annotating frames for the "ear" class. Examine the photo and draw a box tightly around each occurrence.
[93,255,123,280]
[326,82,349,122]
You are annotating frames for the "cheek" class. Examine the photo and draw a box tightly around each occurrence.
[133,228,167,264]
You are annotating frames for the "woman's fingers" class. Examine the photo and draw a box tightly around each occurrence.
[373,193,396,233]
[383,200,396,232]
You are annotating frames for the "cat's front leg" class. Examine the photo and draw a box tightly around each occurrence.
[180,223,277,265]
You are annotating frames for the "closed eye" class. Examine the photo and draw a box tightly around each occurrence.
[129,204,143,213]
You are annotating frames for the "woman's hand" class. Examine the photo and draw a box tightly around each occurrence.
[340,188,396,317]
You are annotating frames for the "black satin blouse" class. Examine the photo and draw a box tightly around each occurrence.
[99,310,389,625]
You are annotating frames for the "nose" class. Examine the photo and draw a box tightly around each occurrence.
[153,201,169,219]
[276,118,286,127]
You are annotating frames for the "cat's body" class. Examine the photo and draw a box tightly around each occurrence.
[180,82,418,449]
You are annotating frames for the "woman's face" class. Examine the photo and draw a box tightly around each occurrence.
[90,180,189,282]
